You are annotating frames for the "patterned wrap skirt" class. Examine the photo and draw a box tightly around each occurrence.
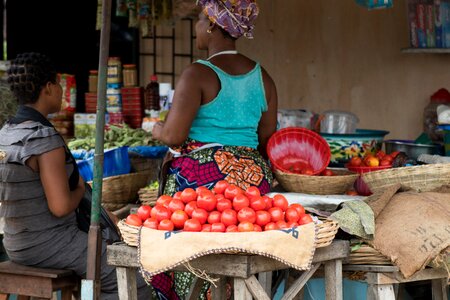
[163,139,273,196]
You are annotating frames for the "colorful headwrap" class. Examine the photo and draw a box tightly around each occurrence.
[196,0,259,39]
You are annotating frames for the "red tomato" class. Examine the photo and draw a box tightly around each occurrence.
[224,184,242,200]
[226,225,238,232]
[375,150,386,160]
[211,223,226,232]
[253,224,262,232]
[233,194,250,211]
[201,224,212,232]
[301,168,314,175]
[268,207,284,222]
[238,221,254,232]
[184,201,197,217]
[215,193,225,201]
[286,221,299,228]
[171,210,188,229]
[379,159,392,166]
[237,207,256,224]
[285,207,300,223]
[255,210,271,227]
[180,188,197,203]
[173,191,182,201]
[197,193,217,212]
[213,180,229,195]
[143,218,158,229]
[321,169,335,176]
[250,197,266,211]
[183,219,202,232]
[126,214,142,226]
[137,205,152,221]
[262,196,273,210]
[390,151,400,158]
[245,186,261,199]
[207,211,222,224]
[156,195,172,208]
[272,194,289,211]
[276,220,288,229]
[152,205,172,222]
[191,208,208,224]
[158,219,174,231]
[264,222,278,231]
[216,198,232,212]
[299,214,314,225]
[196,186,210,195]
[221,209,238,227]
[289,204,305,217]
[168,199,185,213]
[346,190,359,196]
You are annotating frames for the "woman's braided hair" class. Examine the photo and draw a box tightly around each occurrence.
[7,52,57,105]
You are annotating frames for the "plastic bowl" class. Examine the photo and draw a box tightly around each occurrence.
[384,140,442,160]
[321,129,389,167]
[267,127,331,175]
[77,146,131,182]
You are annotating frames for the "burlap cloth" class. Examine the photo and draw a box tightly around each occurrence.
[138,223,317,279]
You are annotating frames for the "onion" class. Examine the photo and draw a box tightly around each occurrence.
[354,176,372,196]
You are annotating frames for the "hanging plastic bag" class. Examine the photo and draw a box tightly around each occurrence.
[355,0,393,10]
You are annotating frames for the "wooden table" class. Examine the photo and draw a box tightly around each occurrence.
[343,264,449,300]
[107,240,349,300]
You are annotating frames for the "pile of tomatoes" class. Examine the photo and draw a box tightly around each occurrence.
[125,181,313,232]
[348,150,400,168]
[283,161,335,176]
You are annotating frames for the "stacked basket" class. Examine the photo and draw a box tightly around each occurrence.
[267,127,357,195]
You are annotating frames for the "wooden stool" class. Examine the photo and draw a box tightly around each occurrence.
[0,261,79,300]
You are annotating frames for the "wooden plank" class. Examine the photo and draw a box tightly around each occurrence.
[367,284,395,300]
[0,274,52,298]
[431,278,448,300]
[325,260,343,300]
[234,278,252,300]
[244,275,271,300]
[211,276,227,300]
[281,263,321,300]
[343,265,399,273]
[0,261,73,278]
[116,267,137,300]
[258,272,272,296]
[186,277,204,300]
[365,268,448,285]
[107,244,139,268]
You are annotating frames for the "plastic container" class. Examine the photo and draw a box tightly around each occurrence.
[384,139,442,160]
[277,109,315,129]
[320,111,359,134]
[88,70,98,93]
[438,124,450,156]
[123,64,138,87]
[423,88,450,142]
[77,147,131,182]
[266,127,331,175]
[144,75,160,113]
[107,57,122,84]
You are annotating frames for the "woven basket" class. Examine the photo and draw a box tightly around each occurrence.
[90,171,153,210]
[361,163,450,195]
[138,188,159,206]
[118,219,339,248]
[346,244,391,265]
[275,169,358,195]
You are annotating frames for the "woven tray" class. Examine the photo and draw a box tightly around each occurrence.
[118,219,339,248]
[361,163,450,195]
[346,244,391,265]
[138,188,158,206]
[275,169,358,195]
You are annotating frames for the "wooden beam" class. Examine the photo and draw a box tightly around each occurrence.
[186,277,204,300]
[343,265,399,273]
[211,276,227,300]
[116,267,137,300]
[234,278,252,300]
[365,268,448,285]
[244,275,271,300]
[367,284,395,300]
[325,260,343,300]
[258,272,272,296]
[281,263,321,300]
[431,278,448,300]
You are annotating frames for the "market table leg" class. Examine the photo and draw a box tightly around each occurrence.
[116,267,137,300]
[366,284,395,300]
[258,272,272,296]
[244,275,271,300]
[186,277,204,300]
[281,264,321,300]
[234,278,252,300]
[324,259,342,300]
[431,278,448,300]
[211,276,227,300]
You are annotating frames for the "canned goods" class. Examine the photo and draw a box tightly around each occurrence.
[123,64,138,87]
[107,57,122,84]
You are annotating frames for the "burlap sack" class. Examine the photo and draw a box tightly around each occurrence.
[368,190,450,278]
[139,223,316,278]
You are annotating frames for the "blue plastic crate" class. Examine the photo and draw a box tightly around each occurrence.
[77,146,131,182]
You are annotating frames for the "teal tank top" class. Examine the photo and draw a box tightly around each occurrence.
[188,60,268,149]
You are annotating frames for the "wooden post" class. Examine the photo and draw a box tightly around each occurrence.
[234,278,252,300]
[325,259,343,300]
[116,267,137,300]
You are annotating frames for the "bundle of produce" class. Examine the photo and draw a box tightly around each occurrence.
[138,181,159,206]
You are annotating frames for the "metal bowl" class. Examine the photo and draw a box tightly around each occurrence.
[384,140,443,160]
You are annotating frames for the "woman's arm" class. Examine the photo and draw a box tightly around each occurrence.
[152,64,204,147]
[38,147,85,217]
[258,67,278,159]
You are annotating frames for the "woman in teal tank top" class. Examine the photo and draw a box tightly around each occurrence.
[152,0,278,198]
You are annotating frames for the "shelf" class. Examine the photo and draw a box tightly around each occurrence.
[401,48,450,54]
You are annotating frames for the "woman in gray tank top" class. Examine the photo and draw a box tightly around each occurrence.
[0,53,152,299]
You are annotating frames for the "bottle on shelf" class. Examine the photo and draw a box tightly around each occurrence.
[144,75,160,115]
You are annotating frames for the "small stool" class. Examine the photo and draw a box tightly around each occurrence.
[0,261,79,300]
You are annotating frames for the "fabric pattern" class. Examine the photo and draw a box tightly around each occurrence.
[197,0,259,38]
[163,139,272,196]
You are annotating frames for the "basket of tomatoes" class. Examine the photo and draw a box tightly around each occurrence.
[345,150,394,174]
[119,182,339,248]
